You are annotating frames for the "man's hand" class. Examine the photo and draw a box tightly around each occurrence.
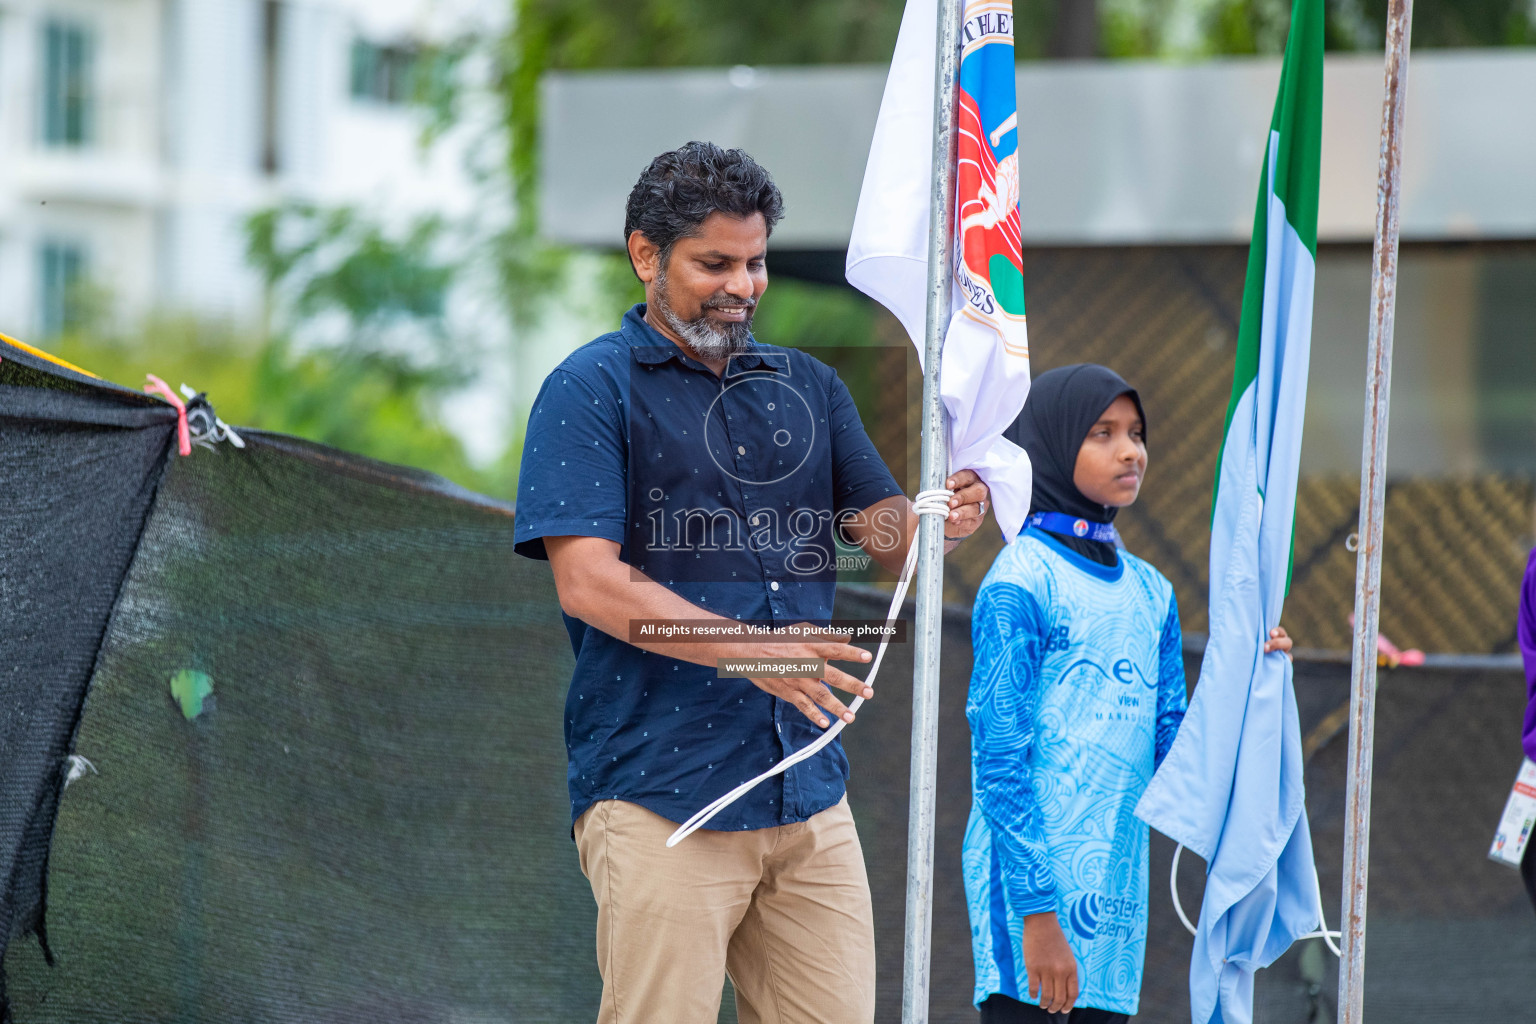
[1265,626,1294,656]
[942,469,990,543]
[739,624,875,729]
[1022,912,1078,1014]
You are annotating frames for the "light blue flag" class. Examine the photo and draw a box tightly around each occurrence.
[1134,2,1325,1022]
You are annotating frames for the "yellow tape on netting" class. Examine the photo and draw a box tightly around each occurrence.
[0,332,100,378]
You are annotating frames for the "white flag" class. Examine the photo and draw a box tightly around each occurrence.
[846,0,1032,541]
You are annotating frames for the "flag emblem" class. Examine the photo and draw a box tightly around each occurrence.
[956,4,1026,345]
[846,0,1034,541]
[1072,518,1089,537]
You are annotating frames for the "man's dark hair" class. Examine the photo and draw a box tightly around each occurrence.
[623,142,784,268]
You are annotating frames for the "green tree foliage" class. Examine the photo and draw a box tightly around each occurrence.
[1361,0,1536,47]
[515,0,906,73]
[1161,0,1535,57]
[1026,0,1536,59]
[247,202,456,334]
[1196,0,1297,54]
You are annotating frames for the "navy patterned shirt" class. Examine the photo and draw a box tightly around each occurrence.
[515,304,903,830]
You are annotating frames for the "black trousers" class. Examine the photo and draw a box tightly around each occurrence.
[1524,838,1536,918]
[979,994,1130,1024]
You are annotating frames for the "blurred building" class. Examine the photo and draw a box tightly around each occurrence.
[0,0,505,339]
[540,52,1536,652]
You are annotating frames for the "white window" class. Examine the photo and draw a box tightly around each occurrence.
[38,240,87,338]
[349,38,420,105]
[41,18,94,147]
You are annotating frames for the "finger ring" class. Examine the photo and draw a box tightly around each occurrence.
[979,500,988,514]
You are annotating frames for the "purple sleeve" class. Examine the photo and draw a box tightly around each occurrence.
[1519,550,1536,763]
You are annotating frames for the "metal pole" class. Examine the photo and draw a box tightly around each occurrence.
[901,1,962,1021]
[1339,2,1413,1021]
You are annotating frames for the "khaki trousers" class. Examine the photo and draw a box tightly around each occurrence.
[573,796,876,1024]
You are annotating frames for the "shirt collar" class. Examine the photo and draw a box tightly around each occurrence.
[622,303,787,375]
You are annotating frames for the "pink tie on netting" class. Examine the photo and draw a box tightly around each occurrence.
[143,373,192,456]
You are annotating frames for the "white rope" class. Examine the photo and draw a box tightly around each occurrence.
[1169,843,1342,957]
[179,383,245,449]
[1169,843,1200,937]
[666,489,955,847]
[63,754,97,789]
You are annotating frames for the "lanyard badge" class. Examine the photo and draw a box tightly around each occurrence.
[1025,511,1120,545]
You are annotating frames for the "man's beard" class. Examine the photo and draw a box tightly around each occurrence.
[652,262,756,360]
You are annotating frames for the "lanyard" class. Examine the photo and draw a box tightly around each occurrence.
[667,486,956,848]
[1025,510,1120,545]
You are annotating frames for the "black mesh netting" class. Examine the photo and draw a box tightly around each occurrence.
[2,342,1534,1022]
[0,350,178,1015]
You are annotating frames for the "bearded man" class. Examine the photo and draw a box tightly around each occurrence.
[514,141,990,1024]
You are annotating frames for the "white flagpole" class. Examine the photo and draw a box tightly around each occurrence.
[902,1,963,1021]
[1339,1,1413,1021]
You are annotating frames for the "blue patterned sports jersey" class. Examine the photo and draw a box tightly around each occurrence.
[963,528,1187,1015]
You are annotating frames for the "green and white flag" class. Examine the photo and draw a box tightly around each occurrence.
[1134,2,1325,1021]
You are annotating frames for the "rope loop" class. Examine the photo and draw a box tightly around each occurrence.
[1170,843,1341,957]
[179,384,245,449]
[912,487,955,517]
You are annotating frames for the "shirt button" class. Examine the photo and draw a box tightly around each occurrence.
[737,446,746,455]
[770,581,780,591]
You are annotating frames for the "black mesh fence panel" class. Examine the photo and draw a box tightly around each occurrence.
[1,352,177,1015]
[3,427,590,1023]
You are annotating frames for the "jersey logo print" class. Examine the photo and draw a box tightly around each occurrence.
[1068,892,1101,940]
[1044,624,1071,652]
